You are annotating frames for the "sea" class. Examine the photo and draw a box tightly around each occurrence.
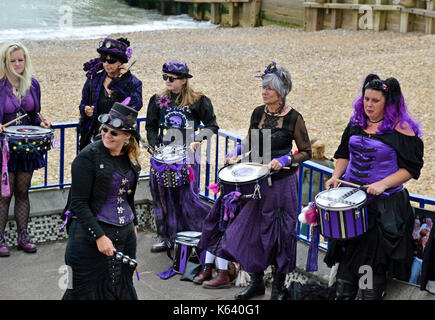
[0,0,216,42]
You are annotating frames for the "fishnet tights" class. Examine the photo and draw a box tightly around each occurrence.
[0,171,33,233]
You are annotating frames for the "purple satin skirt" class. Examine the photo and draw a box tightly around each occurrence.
[199,173,299,274]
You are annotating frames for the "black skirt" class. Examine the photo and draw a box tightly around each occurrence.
[62,220,138,300]
[324,188,415,281]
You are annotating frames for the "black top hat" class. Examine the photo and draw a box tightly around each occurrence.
[162,60,193,78]
[97,38,132,64]
[98,102,140,139]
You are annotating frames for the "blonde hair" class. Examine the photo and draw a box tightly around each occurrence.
[0,42,34,99]
[124,136,140,166]
[312,140,326,160]
[161,79,203,107]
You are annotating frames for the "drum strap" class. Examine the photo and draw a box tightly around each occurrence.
[1,140,10,197]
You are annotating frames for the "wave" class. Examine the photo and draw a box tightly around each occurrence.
[0,15,217,42]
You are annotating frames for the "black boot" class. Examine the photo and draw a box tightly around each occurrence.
[234,272,265,300]
[270,273,287,300]
[360,273,386,300]
[335,278,357,300]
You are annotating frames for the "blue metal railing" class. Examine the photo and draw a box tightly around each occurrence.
[32,117,435,249]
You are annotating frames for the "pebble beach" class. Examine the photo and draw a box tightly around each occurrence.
[19,26,435,199]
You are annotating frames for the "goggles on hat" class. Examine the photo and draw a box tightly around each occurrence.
[98,114,124,128]
[99,39,127,51]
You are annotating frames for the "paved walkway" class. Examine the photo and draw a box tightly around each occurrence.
[0,230,271,301]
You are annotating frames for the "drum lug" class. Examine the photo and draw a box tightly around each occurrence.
[355,209,360,219]
[253,183,261,199]
[325,211,329,221]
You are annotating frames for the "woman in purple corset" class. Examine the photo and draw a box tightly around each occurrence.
[324,74,424,300]
[62,102,141,300]
[145,60,219,253]
[0,42,51,257]
[78,37,142,150]
[197,63,312,299]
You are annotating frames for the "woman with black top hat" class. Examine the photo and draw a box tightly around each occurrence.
[197,63,312,299]
[78,37,142,150]
[62,102,141,300]
[145,60,219,253]
[324,74,424,300]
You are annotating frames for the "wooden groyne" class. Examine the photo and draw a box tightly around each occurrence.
[123,0,434,34]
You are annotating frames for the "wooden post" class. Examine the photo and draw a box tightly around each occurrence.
[374,0,387,31]
[305,2,325,31]
[250,0,262,27]
[330,0,343,29]
[229,2,240,27]
[211,3,221,24]
[426,0,435,34]
[400,11,413,32]
[352,0,360,30]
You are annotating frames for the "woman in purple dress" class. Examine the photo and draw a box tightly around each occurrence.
[145,60,219,253]
[0,42,51,257]
[78,37,142,150]
[197,63,312,299]
[324,74,424,300]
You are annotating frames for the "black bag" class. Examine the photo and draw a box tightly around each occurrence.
[286,279,336,300]
[180,261,202,281]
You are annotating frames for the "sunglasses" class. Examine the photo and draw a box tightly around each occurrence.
[162,74,183,82]
[365,79,388,92]
[101,126,120,137]
[98,114,124,128]
[100,56,119,64]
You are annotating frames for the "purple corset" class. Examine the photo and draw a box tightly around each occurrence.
[344,135,402,195]
[96,171,136,226]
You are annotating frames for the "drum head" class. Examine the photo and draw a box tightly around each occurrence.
[152,144,186,164]
[218,163,270,185]
[315,187,366,210]
[175,231,201,246]
[4,125,53,136]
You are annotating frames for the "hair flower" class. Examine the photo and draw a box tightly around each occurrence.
[125,46,133,60]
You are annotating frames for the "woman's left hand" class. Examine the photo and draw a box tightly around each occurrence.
[40,119,51,128]
[364,181,388,196]
[268,159,283,171]
[189,141,201,153]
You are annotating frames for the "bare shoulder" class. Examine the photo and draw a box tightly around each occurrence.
[394,122,415,136]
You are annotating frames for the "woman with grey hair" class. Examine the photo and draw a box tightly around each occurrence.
[198,62,312,299]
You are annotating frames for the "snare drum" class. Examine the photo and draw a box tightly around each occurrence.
[218,163,271,199]
[315,187,369,240]
[150,144,189,188]
[172,231,203,274]
[1,125,54,158]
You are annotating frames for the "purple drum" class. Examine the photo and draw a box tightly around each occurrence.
[1,125,54,158]
[150,144,189,188]
[315,187,368,240]
[217,162,271,199]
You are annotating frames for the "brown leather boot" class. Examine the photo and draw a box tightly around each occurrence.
[193,263,213,285]
[202,269,231,289]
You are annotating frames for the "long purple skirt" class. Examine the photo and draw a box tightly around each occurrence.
[150,163,211,244]
[199,173,299,274]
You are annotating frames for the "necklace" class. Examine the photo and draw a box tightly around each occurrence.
[263,104,284,129]
[367,117,383,123]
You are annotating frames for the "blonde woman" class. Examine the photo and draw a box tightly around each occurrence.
[62,102,141,300]
[145,60,218,253]
[0,42,51,257]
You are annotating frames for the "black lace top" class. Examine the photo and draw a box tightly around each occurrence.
[241,105,312,179]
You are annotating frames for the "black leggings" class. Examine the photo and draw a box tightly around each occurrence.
[0,170,33,233]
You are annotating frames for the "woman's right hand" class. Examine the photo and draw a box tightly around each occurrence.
[325,176,340,189]
[96,235,115,256]
[0,124,5,132]
[84,105,95,117]
[225,155,237,165]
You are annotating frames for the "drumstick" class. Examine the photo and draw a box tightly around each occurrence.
[332,177,389,196]
[245,162,290,170]
[3,114,28,127]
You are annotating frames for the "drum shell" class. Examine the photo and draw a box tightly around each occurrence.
[318,205,369,240]
[2,126,54,158]
[172,231,203,274]
[150,163,189,188]
[218,176,270,199]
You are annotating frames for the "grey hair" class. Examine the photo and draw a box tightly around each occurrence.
[262,66,292,105]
